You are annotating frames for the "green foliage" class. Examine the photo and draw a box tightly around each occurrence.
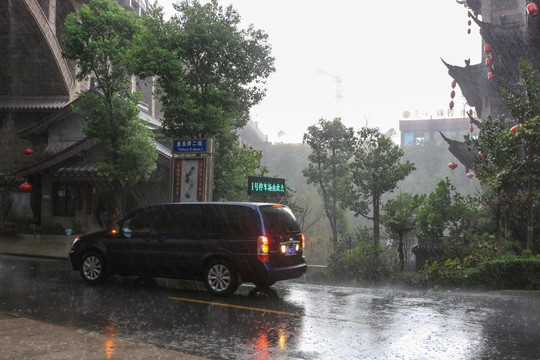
[348,239,393,285]
[382,193,424,242]
[132,0,275,139]
[343,126,415,241]
[76,91,157,185]
[212,133,267,201]
[423,257,540,290]
[303,118,355,249]
[462,234,499,268]
[62,0,157,186]
[327,244,350,281]
[382,192,425,270]
[131,0,274,199]
[416,178,456,243]
[473,61,540,251]
[62,0,140,93]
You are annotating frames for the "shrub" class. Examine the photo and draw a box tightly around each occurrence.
[422,257,540,290]
[348,240,393,285]
[474,258,540,290]
[327,247,349,281]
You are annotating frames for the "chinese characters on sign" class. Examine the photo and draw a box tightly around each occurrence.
[173,139,208,153]
[173,159,204,202]
[248,176,285,196]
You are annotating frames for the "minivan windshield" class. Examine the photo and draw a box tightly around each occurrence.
[260,205,301,235]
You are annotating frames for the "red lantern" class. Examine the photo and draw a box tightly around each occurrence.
[448,162,458,170]
[468,20,472,26]
[451,80,457,88]
[527,3,539,16]
[450,90,456,99]
[23,148,34,155]
[511,124,519,134]
[466,172,475,179]
[468,109,473,116]
[467,28,471,34]
[449,100,455,109]
[470,126,474,133]
[484,44,492,53]
[19,183,32,192]
[488,72,495,80]
[485,57,493,66]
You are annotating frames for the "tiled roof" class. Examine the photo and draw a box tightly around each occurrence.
[39,142,77,160]
[15,138,94,177]
[155,141,172,157]
[0,96,70,110]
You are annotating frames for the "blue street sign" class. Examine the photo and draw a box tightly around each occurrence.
[174,139,208,153]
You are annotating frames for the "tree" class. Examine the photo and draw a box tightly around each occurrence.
[303,118,355,250]
[212,134,268,201]
[416,178,456,245]
[474,61,540,252]
[473,116,520,254]
[381,193,425,271]
[130,0,275,198]
[62,0,157,189]
[343,127,415,242]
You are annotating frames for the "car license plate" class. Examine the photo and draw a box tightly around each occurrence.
[285,246,296,255]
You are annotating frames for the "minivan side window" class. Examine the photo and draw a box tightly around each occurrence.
[122,207,158,237]
[159,205,206,234]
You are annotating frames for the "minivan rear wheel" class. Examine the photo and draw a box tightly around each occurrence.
[204,259,238,296]
[80,252,108,284]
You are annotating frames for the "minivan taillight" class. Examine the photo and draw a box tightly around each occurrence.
[257,235,269,263]
[302,234,305,257]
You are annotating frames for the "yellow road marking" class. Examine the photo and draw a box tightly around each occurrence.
[168,296,303,317]
[168,296,378,327]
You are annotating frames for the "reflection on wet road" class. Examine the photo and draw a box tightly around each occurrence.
[1,255,540,359]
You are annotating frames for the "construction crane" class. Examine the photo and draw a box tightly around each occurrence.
[318,68,343,115]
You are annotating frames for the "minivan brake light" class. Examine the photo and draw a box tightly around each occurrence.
[257,236,269,263]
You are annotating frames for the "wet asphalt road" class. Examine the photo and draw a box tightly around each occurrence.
[1,255,540,359]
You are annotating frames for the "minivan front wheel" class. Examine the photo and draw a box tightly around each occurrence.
[80,252,108,284]
[204,260,238,296]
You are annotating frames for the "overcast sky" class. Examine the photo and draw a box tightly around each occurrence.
[161,0,482,144]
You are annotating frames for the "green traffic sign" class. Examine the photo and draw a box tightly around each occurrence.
[248,176,285,196]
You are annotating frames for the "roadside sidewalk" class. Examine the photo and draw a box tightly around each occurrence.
[0,313,207,360]
[0,233,71,260]
[0,234,209,359]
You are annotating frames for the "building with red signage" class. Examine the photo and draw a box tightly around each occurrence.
[0,0,171,233]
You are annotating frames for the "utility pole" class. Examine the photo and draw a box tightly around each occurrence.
[318,68,343,115]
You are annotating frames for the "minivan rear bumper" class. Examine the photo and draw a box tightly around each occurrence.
[266,261,308,283]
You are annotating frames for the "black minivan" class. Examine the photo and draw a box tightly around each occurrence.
[68,202,307,296]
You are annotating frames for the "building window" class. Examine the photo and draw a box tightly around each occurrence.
[53,182,79,217]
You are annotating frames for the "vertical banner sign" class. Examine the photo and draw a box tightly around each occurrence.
[173,159,204,202]
[171,138,214,203]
